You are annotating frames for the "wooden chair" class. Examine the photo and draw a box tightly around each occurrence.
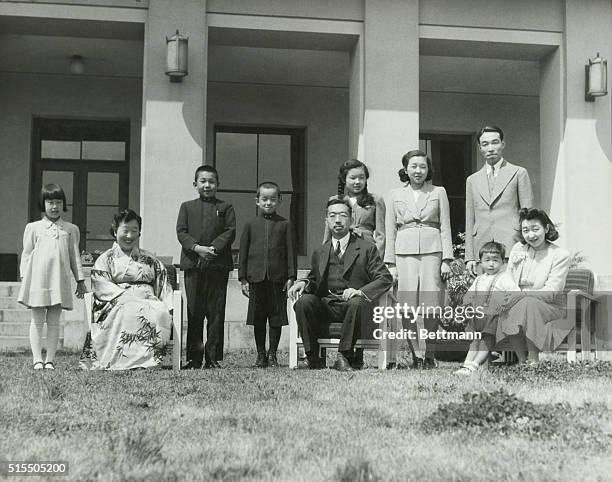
[501,268,600,363]
[288,291,392,369]
[555,268,600,362]
[84,263,183,370]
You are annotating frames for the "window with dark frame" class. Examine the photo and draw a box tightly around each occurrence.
[213,125,306,258]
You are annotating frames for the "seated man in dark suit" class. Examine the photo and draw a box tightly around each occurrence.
[288,199,393,371]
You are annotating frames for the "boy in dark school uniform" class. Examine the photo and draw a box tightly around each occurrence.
[177,165,236,369]
[239,181,296,367]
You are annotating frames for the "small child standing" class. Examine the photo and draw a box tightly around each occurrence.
[239,182,296,367]
[18,184,87,370]
[455,241,519,375]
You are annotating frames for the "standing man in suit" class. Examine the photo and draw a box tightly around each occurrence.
[465,126,534,276]
[177,165,236,369]
[288,199,393,371]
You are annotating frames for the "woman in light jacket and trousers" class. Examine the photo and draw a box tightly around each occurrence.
[385,150,453,368]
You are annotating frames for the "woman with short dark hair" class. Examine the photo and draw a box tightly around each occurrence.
[496,208,571,363]
[80,209,172,370]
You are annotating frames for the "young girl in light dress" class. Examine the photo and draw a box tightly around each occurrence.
[18,184,87,370]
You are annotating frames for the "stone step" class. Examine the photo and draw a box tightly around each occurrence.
[0,322,64,337]
[0,309,32,322]
[0,298,26,310]
[0,283,21,297]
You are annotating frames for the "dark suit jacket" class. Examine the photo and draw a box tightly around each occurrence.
[303,233,393,302]
[238,214,297,283]
[176,197,236,271]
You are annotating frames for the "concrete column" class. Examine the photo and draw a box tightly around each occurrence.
[362,0,419,197]
[140,0,207,260]
[562,0,612,277]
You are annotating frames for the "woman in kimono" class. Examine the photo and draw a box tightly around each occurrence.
[80,209,172,370]
[496,208,571,364]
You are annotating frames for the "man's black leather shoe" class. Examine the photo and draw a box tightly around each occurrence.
[267,351,279,367]
[204,361,221,369]
[255,353,268,368]
[182,361,201,370]
[305,354,324,369]
[332,353,353,371]
[351,348,364,370]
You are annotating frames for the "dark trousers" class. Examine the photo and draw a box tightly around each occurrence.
[184,267,229,364]
[293,294,374,354]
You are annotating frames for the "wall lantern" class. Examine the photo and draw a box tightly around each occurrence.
[585,52,607,101]
[69,55,85,75]
[165,30,188,82]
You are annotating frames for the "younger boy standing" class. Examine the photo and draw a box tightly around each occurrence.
[177,165,236,369]
[239,182,296,367]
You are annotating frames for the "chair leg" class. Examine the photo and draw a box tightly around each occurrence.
[566,328,577,363]
[288,301,299,369]
[172,291,182,371]
[580,301,592,361]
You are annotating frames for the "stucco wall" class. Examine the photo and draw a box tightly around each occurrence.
[0,73,143,257]
[419,0,563,32]
[207,0,364,21]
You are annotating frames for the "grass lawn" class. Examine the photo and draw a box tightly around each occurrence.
[1,350,612,482]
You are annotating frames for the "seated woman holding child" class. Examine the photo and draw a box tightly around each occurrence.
[458,208,570,373]
[496,208,571,364]
[80,209,172,370]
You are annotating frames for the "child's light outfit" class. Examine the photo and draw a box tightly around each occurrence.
[18,218,84,310]
[463,271,519,335]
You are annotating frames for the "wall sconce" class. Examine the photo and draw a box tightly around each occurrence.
[69,55,85,75]
[585,52,607,101]
[165,30,188,82]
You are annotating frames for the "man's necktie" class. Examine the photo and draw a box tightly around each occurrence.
[487,169,495,196]
[334,240,342,259]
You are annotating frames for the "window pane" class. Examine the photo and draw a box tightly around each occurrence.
[258,134,292,190]
[82,141,126,161]
[87,206,119,243]
[41,141,80,159]
[42,170,74,204]
[218,192,257,250]
[87,172,119,205]
[276,192,292,222]
[86,240,114,254]
[215,133,257,190]
[63,205,74,223]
